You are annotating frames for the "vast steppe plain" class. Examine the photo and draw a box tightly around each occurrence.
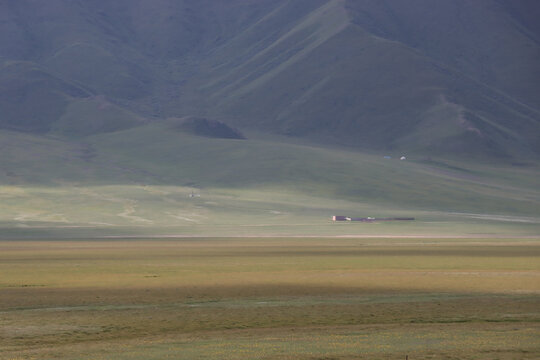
[1,237,539,360]
[1,125,540,359]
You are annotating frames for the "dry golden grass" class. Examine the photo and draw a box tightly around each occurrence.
[1,238,539,359]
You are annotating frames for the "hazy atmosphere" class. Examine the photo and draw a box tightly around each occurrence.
[1,1,539,359]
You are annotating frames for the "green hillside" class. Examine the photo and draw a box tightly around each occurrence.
[1,125,538,238]
[180,0,540,156]
[0,0,538,157]
[0,61,89,132]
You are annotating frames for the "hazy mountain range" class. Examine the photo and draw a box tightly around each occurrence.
[1,0,539,157]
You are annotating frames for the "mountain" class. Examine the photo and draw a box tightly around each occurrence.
[1,1,540,238]
[1,0,539,157]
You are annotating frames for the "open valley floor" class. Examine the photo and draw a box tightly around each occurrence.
[1,237,538,359]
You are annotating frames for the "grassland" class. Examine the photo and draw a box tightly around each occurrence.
[1,124,539,240]
[1,237,539,359]
[2,3,539,358]
[0,99,538,359]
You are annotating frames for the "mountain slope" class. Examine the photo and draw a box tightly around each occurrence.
[0,0,539,157]
[0,61,89,132]
[177,0,539,156]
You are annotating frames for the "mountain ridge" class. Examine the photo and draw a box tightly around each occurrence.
[1,0,539,158]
